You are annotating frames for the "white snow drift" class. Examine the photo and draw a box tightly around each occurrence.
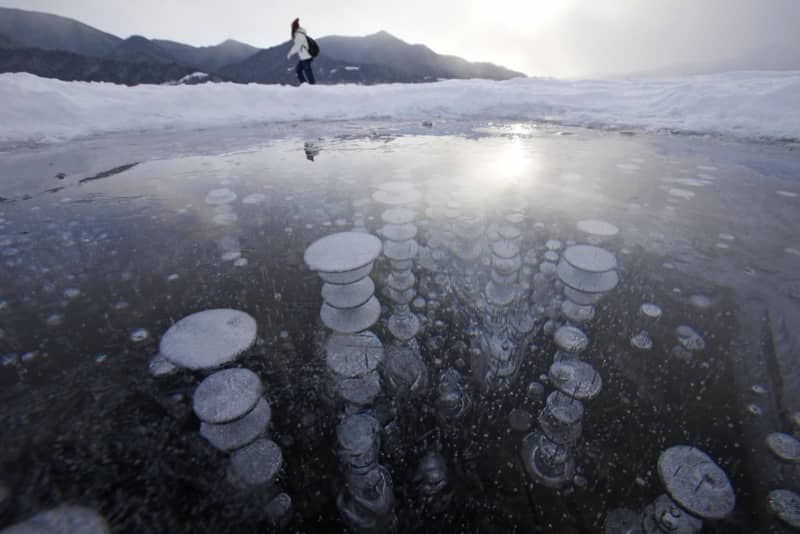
[1,71,799,144]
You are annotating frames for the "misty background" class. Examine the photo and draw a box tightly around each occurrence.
[0,0,798,78]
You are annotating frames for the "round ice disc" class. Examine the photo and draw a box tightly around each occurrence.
[200,397,271,451]
[373,189,422,206]
[160,309,257,370]
[193,368,263,424]
[657,445,735,520]
[205,188,237,205]
[491,240,520,259]
[321,296,381,333]
[557,260,619,293]
[304,232,382,273]
[549,360,602,400]
[337,370,382,405]
[322,277,375,309]
[554,326,589,354]
[381,208,416,225]
[766,432,800,462]
[576,219,619,237]
[563,245,617,273]
[769,489,800,529]
[6,505,110,534]
[640,303,663,319]
[337,412,380,454]
[383,239,419,261]
[381,223,417,241]
[230,438,283,486]
[326,332,384,377]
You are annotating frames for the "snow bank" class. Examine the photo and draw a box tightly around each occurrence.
[2,71,799,144]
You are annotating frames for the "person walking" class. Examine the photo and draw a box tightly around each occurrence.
[287,18,316,85]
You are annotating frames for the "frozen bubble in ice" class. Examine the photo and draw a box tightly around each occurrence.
[563,245,617,273]
[561,300,596,323]
[766,433,800,463]
[543,250,559,263]
[229,437,282,486]
[750,384,767,396]
[63,288,81,299]
[558,259,619,293]
[786,248,800,257]
[321,296,381,333]
[747,404,762,416]
[148,353,178,377]
[630,330,654,350]
[719,233,735,241]
[412,296,426,312]
[668,188,695,199]
[215,204,234,214]
[129,328,149,342]
[689,294,712,309]
[545,239,562,251]
[777,190,798,198]
[1,353,18,367]
[381,223,417,241]
[160,309,257,370]
[233,258,248,267]
[213,212,238,225]
[791,412,800,428]
[715,242,730,250]
[337,371,381,405]
[509,408,533,432]
[640,303,662,319]
[554,326,589,354]
[242,193,266,205]
[381,208,416,225]
[201,397,271,451]
[671,345,693,363]
[539,261,557,276]
[221,251,241,261]
[526,381,546,403]
[0,299,7,311]
[548,360,602,400]
[676,325,705,351]
[603,508,643,534]
[769,489,800,529]
[337,412,380,454]
[167,273,179,281]
[326,332,384,377]
[113,301,129,311]
[658,446,735,520]
[2,505,110,534]
[205,188,237,205]
[46,313,64,326]
[576,219,619,238]
[265,493,293,527]
[305,232,382,274]
[21,351,38,364]
[193,368,263,424]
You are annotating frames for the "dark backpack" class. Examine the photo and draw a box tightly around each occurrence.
[306,36,320,58]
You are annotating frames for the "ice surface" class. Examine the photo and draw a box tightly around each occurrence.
[5,71,800,144]
[304,232,382,273]
[160,309,257,370]
[200,397,271,452]
[193,368,263,424]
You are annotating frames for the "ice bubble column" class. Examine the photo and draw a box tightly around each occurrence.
[472,233,526,392]
[304,232,384,408]
[521,359,601,489]
[449,212,486,303]
[557,245,619,324]
[336,412,398,532]
[192,368,283,488]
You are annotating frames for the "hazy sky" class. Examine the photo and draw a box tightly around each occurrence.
[1,0,798,77]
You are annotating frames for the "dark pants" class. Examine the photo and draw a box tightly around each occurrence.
[295,59,316,85]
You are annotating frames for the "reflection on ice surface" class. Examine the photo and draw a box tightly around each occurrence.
[0,127,799,532]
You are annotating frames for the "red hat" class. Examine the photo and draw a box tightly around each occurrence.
[291,18,300,33]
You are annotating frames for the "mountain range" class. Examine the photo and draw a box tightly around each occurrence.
[0,7,525,85]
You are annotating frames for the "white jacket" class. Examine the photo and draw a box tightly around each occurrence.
[288,28,312,61]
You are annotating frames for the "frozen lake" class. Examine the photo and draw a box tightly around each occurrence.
[0,121,799,532]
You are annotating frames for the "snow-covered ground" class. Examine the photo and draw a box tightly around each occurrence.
[2,71,799,145]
